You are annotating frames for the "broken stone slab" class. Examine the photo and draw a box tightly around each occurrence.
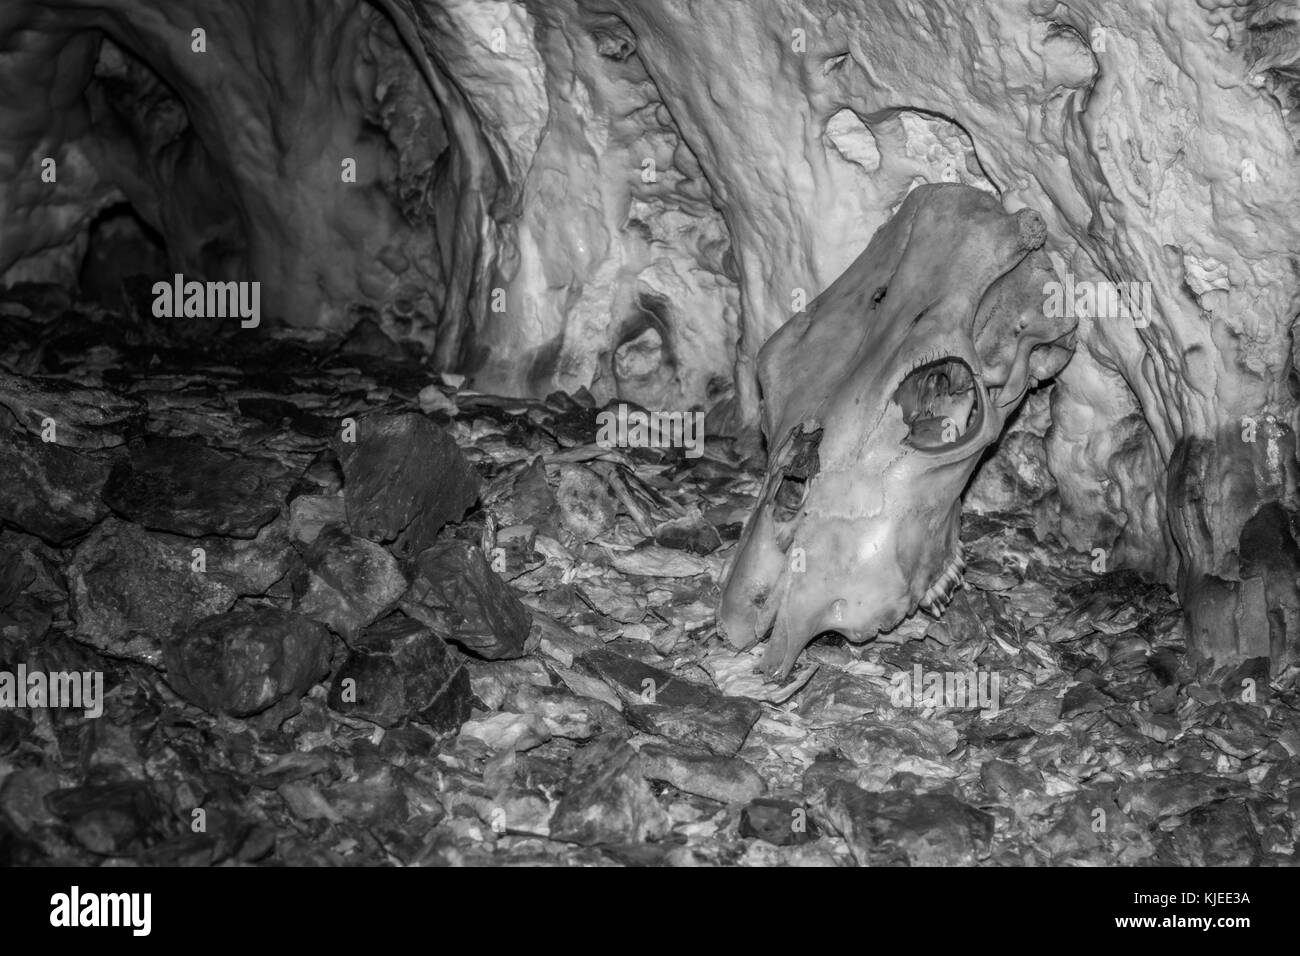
[578,646,719,708]
[1158,800,1263,866]
[457,712,551,753]
[637,743,766,804]
[795,667,893,722]
[487,524,545,582]
[554,464,617,541]
[292,526,407,640]
[163,607,332,718]
[417,384,458,416]
[336,412,479,557]
[102,436,298,539]
[548,735,669,847]
[507,683,628,742]
[1118,773,1252,821]
[549,664,624,713]
[0,429,111,543]
[0,535,41,611]
[483,457,558,529]
[287,494,347,546]
[327,613,472,733]
[44,781,164,856]
[401,540,532,660]
[0,767,60,834]
[739,797,819,846]
[1134,710,1181,744]
[576,647,761,755]
[464,657,553,711]
[325,769,411,828]
[0,533,57,645]
[610,545,713,578]
[811,779,994,867]
[0,371,146,449]
[830,716,961,786]
[526,607,603,667]
[277,781,343,824]
[979,759,1045,805]
[1061,682,1115,719]
[625,702,764,758]
[67,517,292,666]
[482,789,553,838]
[653,515,722,555]
[236,396,336,439]
[1035,792,1129,863]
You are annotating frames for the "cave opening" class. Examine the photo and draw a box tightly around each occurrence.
[80,32,249,306]
[0,1,499,367]
[611,292,679,404]
[77,201,169,313]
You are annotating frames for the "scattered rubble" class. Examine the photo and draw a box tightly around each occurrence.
[0,285,1296,866]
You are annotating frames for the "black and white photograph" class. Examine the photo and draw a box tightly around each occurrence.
[0,0,1292,924]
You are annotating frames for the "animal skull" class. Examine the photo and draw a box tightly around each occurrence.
[717,184,1076,679]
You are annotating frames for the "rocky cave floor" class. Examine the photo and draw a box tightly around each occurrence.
[1,283,1298,867]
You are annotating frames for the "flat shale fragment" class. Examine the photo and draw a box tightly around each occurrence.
[402,540,532,660]
[102,436,296,537]
[328,614,472,732]
[336,412,479,555]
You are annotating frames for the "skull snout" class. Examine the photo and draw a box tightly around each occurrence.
[812,590,910,643]
[777,524,916,631]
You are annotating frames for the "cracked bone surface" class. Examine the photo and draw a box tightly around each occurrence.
[3,0,1300,670]
[718,184,1076,678]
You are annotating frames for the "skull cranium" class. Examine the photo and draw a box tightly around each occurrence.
[718,184,1076,679]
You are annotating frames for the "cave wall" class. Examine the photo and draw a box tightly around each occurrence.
[0,0,464,344]
[557,0,1300,661]
[3,0,1299,663]
[398,0,740,410]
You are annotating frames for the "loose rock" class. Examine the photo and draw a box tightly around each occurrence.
[0,372,145,449]
[102,436,296,537]
[337,412,479,556]
[739,798,818,846]
[578,647,761,755]
[555,464,617,541]
[328,614,471,732]
[637,743,765,804]
[813,780,994,866]
[68,517,292,665]
[402,540,532,660]
[163,608,331,718]
[508,683,627,741]
[0,431,110,543]
[549,736,669,846]
[293,526,407,640]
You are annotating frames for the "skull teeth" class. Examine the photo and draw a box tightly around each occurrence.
[917,552,966,618]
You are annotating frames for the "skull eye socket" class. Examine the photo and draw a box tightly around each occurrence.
[894,357,981,451]
[771,425,822,522]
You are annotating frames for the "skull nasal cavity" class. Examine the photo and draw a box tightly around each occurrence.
[894,357,980,450]
[772,425,822,521]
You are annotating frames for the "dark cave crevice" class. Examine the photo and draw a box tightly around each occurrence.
[76,200,168,312]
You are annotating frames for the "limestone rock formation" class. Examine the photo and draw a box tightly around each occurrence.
[2,0,1299,668]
